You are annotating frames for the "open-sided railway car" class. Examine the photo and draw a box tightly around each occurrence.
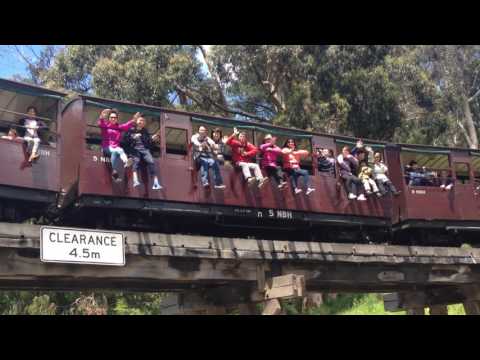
[385,143,480,246]
[59,95,395,242]
[0,79,66,222]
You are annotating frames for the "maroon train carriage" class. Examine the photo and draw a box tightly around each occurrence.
[58,94,395,242]
[0,79,66,222]
[385,143,480,246]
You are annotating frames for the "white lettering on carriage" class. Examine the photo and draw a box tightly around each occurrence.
[92,155,111,163]
[276,210,293,219]
[39,150,50,157]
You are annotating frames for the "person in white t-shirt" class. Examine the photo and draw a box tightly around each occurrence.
[19,106,45,162]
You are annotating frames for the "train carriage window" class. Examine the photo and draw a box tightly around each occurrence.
[335,140,386,177]
[400,149,450,187]
[84,105,161,157]
[191,120,235,163]
[314,146,336,177]
[471,154,480,188]
[0,87,59,147]
[165,127,188,155]
[454,163,471,184]
[255,131,289,167]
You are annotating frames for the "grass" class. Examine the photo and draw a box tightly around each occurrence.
[283,294,467,315]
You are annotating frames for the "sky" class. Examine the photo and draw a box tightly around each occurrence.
[0,45,212,81]
[0,45,46,79]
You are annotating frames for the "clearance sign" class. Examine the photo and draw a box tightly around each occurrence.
[40,226,125,266]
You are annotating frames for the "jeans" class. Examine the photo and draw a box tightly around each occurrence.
[104,146,128,169]
[342,174,363,195]
[265,166,284,185]
[132,148,157,176]
[377,179,397,194]
[199,156,223,186]
[286,168,310,189]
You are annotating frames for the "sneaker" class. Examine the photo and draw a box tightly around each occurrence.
[375,192,382,198]
[133,179,141,187]
[366,190,372,196]
[393,191,401,196]
[258,178,269,189]
[29,153,40,162]
[294,188,303,195]
[445,184,453,190]
[152,183,163,190]
[125,158,134,168]
[279,181,288,189]
[348,193,357,200]
[357,194,367,201]
[247,177,256,185]
[440,184,446,190]
[306,188,316,196]
[112,170,119,181]
[202,182,210,188]
[214,184,226,190]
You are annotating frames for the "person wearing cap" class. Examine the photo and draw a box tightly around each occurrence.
[260,134,288,189]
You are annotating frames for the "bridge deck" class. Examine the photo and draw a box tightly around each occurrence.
[0,222,480,294]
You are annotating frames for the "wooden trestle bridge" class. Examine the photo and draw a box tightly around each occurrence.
[1,221,480,315]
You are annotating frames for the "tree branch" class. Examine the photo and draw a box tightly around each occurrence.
[175,83,267,121]
[468,88,480,103]
[13,45,35,68]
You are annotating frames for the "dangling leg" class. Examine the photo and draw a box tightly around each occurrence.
[199,157,210,187]
[141,150,162,190]
[132,154,141,187]
[210,158,225,189]
[27,137,41,162]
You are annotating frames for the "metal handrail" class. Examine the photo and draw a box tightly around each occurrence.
[0,107,56,123]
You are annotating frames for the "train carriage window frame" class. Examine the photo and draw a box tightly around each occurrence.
[83,103,162,158]
[0,82,62,148]
[454,162,471,185]
[165,127,188,156]
[469,151,480,188]
[334,139,387,178]
[400,147,451,188]
[191,119,238,164]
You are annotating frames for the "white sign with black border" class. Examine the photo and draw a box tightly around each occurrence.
[40,226,125,266]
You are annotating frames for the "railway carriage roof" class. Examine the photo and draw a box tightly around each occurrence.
[0,78,66,99]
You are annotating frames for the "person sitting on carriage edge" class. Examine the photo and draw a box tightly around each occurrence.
[372,152,400,196]
[337,146,367,201]
[122,116,162,190]
[211,127,228,165]
[358,161,382,197]
[18,106,46,162]
[226,127,268,188]
[317,148,335,175]
[191,125,226,189]
[98,108,135,182]
[282,138,315,195]
[260,134,288,189]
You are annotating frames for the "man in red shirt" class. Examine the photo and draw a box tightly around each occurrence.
[226,127,268,188]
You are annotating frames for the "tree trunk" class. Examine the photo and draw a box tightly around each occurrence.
[463,96,479,149]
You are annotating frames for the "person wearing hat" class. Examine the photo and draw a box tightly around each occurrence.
[260,134,288,189]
